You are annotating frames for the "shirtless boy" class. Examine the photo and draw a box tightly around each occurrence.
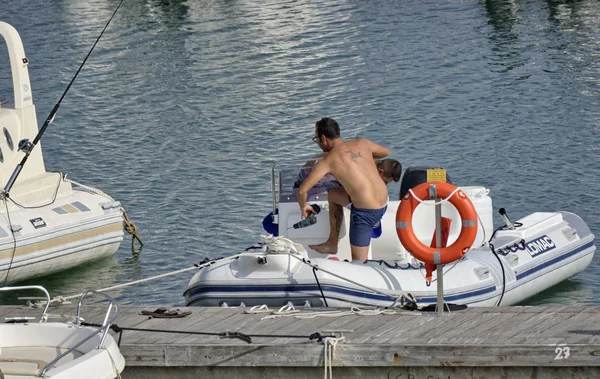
[297,117,393,261]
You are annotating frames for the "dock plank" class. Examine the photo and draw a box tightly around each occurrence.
[2,304,600,379]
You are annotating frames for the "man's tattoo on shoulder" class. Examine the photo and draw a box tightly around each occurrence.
[345,150,362,161]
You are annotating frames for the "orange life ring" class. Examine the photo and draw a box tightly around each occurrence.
[395,182,478,279]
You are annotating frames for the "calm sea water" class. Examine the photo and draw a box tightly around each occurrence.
[0,0,598,306]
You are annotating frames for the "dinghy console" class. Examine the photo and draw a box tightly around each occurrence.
[268,161,494,262]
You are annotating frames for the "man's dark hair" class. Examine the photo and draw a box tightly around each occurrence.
[315,117,340,140]
[380,159,402,182]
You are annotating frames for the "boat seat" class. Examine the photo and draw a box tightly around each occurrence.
[0,346,83,376]
[278,168,334,203]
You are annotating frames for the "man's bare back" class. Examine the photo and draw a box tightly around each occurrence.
[298,138,390,214]
[319,139,389,210]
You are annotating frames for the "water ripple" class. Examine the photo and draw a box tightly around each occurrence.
[1,0,599,305]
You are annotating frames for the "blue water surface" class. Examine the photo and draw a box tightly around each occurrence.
[0,0,598,305]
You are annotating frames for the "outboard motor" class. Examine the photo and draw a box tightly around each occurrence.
[399,166,453,199]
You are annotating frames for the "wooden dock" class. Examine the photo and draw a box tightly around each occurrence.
[1,304,599,378]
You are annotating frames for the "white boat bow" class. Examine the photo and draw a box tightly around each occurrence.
[0,21,127,285]
[0,285,125,379]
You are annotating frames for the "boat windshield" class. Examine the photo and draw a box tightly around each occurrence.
[274,161,340,206]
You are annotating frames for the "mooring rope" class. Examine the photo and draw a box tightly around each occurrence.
[38,255,244,307]
[66,178,114,201]
[101,346,123,379]
[81,321,337,346]
[39,235,422,311]
[120,207,143,248]
[323,336,344,379]
[66,177,143,247]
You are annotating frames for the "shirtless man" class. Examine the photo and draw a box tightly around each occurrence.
[297,117,392,261]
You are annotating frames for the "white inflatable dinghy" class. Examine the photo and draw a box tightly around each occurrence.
[184,164,595,308]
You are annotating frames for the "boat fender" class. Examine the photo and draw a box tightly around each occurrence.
[262,209,279,236]
[395,182,478,282]
[101,201,121,210]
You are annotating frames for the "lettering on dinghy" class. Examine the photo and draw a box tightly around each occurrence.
[29,217,46,229]
[525,235,555,256]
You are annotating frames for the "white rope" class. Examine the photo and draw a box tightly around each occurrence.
[41,253,249,306]
[41,234,403,308]
[39,233,416,312]
[275,303,299,315]
[260,306,414,321]
[299,307,398,319]
[407,186,461,205]
[65,178,115,201]
[243,304,271,314]
[101,346,123,379]
[39,235,303,307]
[260,235,304,255]
[49,265,201,304]
[323,336,344,379]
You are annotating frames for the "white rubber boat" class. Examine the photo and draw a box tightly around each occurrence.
[0,285,125,379]
[184,164,596,308]
[0,22,124,285]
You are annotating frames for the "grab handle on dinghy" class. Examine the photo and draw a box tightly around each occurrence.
[0,285,50,322]
[41,290,119,376]
[75,290,120,345]
[499,208,515,230]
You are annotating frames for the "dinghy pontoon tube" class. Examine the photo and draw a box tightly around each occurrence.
[184,163,595,308]
[0,22,124,284]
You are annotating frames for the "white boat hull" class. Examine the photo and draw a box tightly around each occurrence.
[0,323,125,379]
[0,187,123,285]
[184,210,595,308]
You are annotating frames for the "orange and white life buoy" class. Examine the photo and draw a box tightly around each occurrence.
[395,182,478,282]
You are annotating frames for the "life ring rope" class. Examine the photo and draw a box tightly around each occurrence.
[395,182,478,283]
[407,186,462,206]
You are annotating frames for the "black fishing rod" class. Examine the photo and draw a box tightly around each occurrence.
[2,0,126,197]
